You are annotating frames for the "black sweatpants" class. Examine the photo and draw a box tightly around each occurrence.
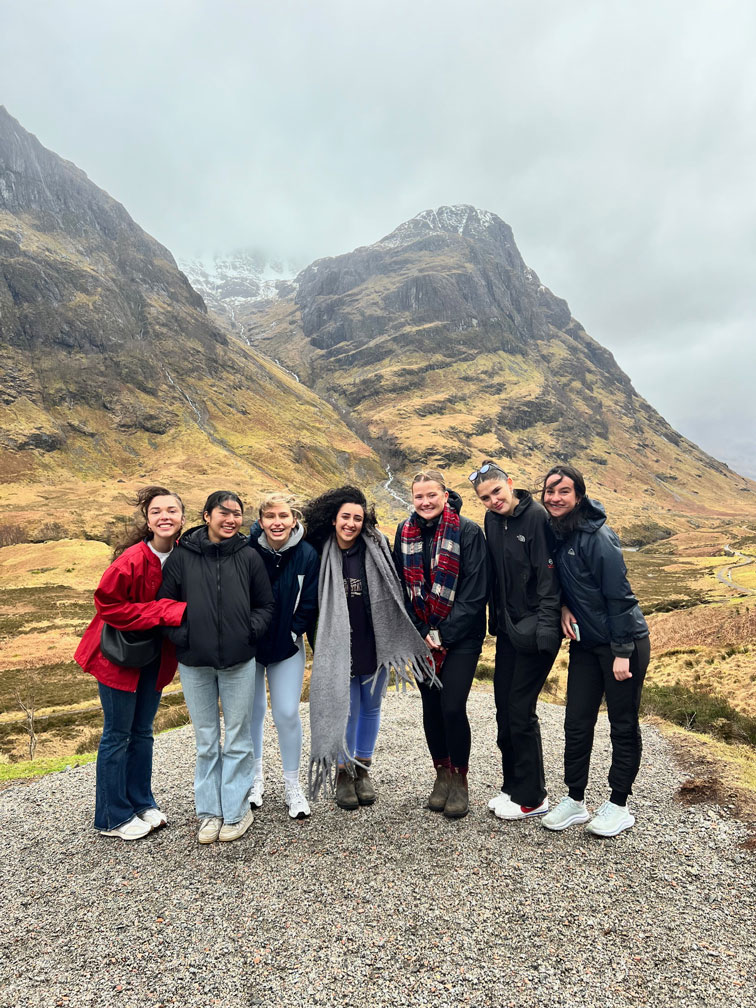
[563,636,651,798]
[418,648,480,770]
[494,634,557,807]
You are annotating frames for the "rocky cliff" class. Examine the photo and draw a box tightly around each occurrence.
[246,205,756,539]
[0,107,383,539]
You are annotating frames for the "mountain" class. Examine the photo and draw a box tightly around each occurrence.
[0,107,384,540]
[179,251,300,332]
[245,205,756,542]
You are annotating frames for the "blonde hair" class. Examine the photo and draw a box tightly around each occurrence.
[257,491,305,531]
[411,468,447,491]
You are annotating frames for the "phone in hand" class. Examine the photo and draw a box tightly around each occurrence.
[428,629,442,647]
[570,622,581,642]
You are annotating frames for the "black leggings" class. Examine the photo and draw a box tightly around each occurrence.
[564,636,651,799]
[418,649,480,770]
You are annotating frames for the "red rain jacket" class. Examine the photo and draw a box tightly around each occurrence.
[74,541,187,692]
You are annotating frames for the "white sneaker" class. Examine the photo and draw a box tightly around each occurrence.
[493,796,549,820]
[218,807,254,842]
[284,782,311,820]
[197,816,223,844]
[248,778,264,809]
[100,814,152,840]
[138,807,168,829]
[585,800,635,837]
[542,796,591,831]
[487,790,511,813]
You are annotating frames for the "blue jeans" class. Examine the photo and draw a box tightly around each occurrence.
[252,639,305,774]
[179,659,256,824]
[343,669,388,762]
[94,659,162,831]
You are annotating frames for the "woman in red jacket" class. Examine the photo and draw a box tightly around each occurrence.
[75,486,187,840]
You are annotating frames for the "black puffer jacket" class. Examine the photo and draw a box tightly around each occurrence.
[485,490,562,655]
[393,490,488,652]
[158,525,274,669]
[548,498,648,657]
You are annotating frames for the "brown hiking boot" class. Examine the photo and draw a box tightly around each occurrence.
[335,769,359,810]
[427,766,451,812]
[354,764,376,806]
[443,769,469,819]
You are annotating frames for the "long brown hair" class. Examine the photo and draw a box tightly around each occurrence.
[112,486,184,559]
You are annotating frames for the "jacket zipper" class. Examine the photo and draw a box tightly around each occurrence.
[215,546,224,667]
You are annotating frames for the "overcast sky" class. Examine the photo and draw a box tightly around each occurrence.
[2,0,754,477]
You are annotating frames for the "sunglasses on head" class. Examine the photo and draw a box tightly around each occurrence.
[468,464,507,483]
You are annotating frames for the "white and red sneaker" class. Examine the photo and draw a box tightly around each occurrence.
[493,796,549,821]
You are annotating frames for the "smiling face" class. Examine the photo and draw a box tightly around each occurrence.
[204,498,244,543]
[412,479,449,521]
[146,494,184,549]
[333,502,365,549]
[542,474,580,519]
[260,504,297,547]
[474,476,516,516]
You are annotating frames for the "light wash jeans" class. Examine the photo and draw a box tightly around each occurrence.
[179,658,256,824]
[343,668,388,762]
[251,638,305,774]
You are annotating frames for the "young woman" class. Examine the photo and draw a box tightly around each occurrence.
[393,469,489,819]
[158,491,274,844]
[75,486,187,840]
[540,464,651,837]
[470,460,562,822]
[247,492,319,820]
[304,486,433,810]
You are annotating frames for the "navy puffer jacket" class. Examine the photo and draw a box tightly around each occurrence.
[548,498,648,657]
[247,521,320,666]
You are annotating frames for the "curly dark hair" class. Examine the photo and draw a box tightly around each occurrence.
[112,486,184,559]
[302,485,378,555]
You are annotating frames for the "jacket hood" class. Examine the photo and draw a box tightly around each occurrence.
[249,520,304,554]
[177,524,250,555]
[575,497,608,533]
[447,489,463,514]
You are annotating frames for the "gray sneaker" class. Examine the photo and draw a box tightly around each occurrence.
[541,796,590,831]
[585,800,635,837]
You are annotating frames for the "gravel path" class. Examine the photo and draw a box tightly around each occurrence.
[1,691,754,1008]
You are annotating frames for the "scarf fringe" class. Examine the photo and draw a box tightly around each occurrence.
[382,652,441,690]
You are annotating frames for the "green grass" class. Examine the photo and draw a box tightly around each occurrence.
[0,751,96,781]
[641,683,756,747]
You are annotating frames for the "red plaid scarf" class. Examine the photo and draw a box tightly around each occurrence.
[400,503,461,638]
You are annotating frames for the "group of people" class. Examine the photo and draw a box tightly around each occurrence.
[75,460,650,844]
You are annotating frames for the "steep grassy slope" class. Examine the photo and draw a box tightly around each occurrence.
[0,107,386,539]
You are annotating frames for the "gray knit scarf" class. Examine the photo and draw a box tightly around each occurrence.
[308,529,436,799]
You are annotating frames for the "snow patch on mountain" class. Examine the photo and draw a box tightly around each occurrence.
[376,204,500,249]
[179,251,301,329]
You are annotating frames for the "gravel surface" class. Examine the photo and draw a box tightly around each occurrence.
[1,690,754,1008]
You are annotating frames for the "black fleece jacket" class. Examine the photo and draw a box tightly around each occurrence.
[158,525,274,669]
[547,498,649,657]
[485,490,562,655]
[393,490,488,652]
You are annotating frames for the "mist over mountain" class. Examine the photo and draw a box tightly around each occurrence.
[0,106,383,538]
[0,104,754,544]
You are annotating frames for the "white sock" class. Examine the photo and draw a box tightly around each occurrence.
[253,758,263,782]
[283,770,300,788]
